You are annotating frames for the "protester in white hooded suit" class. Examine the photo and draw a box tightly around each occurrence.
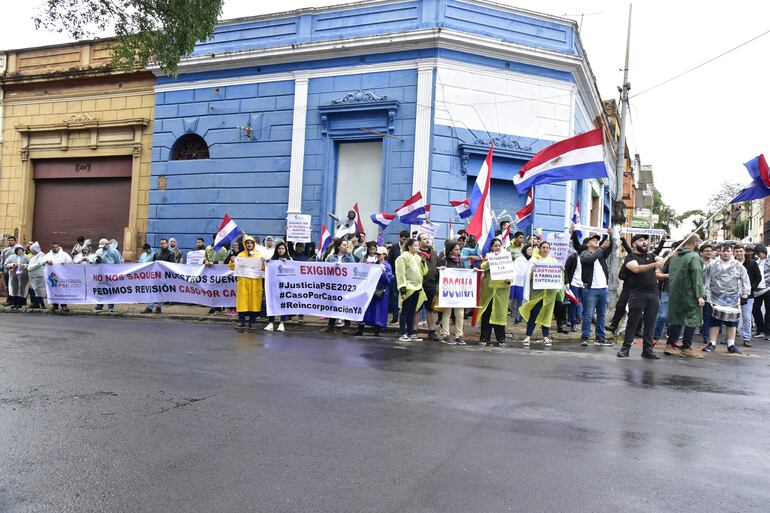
[26,242,48,309]
[5,246,29,308]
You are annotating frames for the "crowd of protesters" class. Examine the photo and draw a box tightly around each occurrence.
[2,215,768,359]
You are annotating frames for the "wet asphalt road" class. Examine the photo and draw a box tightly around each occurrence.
[1,315,770,513]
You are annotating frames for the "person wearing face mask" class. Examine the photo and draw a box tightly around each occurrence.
[478,238,512,347]
[354,245,393,336]
[229,235,265,332]
[616,234,665,359]
[73,245,95,264]
[520,241,561,347]
[437,240,467,345]
[265,241,292,332]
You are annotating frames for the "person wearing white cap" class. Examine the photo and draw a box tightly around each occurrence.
[94,238,122,313]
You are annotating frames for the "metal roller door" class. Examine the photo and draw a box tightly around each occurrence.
[32,158,132,250]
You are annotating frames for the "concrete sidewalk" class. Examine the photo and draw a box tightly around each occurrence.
[2,302,590,344]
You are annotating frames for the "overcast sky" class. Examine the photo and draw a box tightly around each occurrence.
[3,0,769,218]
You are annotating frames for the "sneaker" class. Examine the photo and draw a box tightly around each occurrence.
[617,347,630,358]
[743,340,752,347]
[397,335,412,343]
[154,307,162,314]
[445,338,457,345]
[108,307,114,313]
[264,323,274,331]
[456,337,466,346]
[702,343,716,352]
[335,319,345,328]
[664,344,680,356]
[93,306,103,312]
[570,325,577,332]
[208,308,217,315]
[277,322,285,332]
[410,334,423,342]
[522,336,530,346]
[497,341,508,348]
[727,345,742,354]
[390,316,399,325]
[478,340,488,347]
[580,338,589,346]
[543,337,552,347]
[640,349,661,360]
[680,348,704,359]
[594,339,613,346]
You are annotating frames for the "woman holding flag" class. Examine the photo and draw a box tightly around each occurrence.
[229,235,265,332]
[478,238,512,347]
[519,241,562,347]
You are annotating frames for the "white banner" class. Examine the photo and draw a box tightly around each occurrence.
[264,260,382,322]
[486,251,516,281]
[286,213,312,243]
[620,227,667,237]
[44,262,237,306]
[186,250,205,265]
[234,256,263,278]
[438,268,478,308]
[532,263,563,290]
[546,230,570,266]
[416,221,437,241]
[574,224,608,235]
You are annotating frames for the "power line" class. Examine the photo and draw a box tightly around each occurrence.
[631,28,770,99]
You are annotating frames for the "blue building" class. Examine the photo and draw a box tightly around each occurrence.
[147,0,611,250]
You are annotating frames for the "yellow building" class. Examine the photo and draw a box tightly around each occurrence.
[0,40,154,259]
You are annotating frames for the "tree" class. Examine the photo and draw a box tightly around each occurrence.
[653,189,678,234]
[706,181,744,212]
[34,0,224,76]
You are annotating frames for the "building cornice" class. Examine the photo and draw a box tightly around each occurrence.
[156,28,601,115]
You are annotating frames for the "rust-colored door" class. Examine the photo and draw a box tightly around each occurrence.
[32,158,132,250]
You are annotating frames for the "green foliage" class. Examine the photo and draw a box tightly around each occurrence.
[653,189,678,234]
[731,218,748,239]
[34,0,224,76]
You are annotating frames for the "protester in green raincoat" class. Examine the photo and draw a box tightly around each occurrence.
[396,238,427,342]
[665,236,705,353]
[520,241,562,347]
[478,238,512,347]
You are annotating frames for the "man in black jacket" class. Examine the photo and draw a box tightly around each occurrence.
[579,228,613,345]
[735,243,761,347]
[607,235,667,334]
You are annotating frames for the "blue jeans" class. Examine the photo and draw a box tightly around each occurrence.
[568,286,583,327]
[701,302,713,342]
[653,291,669,340]
[740,298,754,342]
[581,288,608,340]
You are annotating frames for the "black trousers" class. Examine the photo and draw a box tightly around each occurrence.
[752,291,770,334]
[610,285,631,328]
[667,325,697,350]
[480,304,506,343]
[623,291,659,351]
[553,300,567,328]
[399,292,419,336]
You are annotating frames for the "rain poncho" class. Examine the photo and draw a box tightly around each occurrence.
[5,249,30,298]
[479,252,512,326]
[228,237,264,313]
[395,251,427,309]
[520,253,562,328]
[27,243,47,298]
[667,246,705,327]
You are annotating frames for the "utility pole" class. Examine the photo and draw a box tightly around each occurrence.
[609,4,632,306]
